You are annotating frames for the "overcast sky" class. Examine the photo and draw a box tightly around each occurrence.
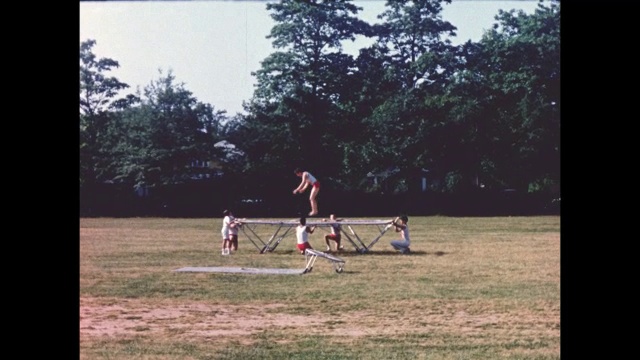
[80,0,541,115]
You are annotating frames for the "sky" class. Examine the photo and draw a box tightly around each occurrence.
[80,0,541,116]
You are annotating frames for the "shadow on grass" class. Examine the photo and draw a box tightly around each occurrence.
[303,269,362,275]
[339,250,449,257]
[339,270,361,275]
[258,249,449,257]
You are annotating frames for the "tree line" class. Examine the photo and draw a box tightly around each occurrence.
[80,0,560,215]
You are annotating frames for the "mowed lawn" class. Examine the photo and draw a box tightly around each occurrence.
[80,216,560,360]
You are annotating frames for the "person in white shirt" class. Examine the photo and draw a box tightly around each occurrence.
[293,168,320,216]
[220,210,235,255]
[295,216,316,254]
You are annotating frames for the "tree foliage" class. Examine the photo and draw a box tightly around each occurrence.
[109,70,228,190]
[80,39,136,187]
[80,40,229,191]
[80,39,131,117]
[460,0,561,192]
[354,0,459,192]
[81,0,561,210]
[239,0,372,191]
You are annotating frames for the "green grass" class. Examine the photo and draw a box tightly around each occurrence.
[80,216,560,359]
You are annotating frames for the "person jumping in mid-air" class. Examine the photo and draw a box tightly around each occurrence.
[293,168,320,216]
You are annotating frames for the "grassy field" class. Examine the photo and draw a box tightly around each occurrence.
[80,216,560,360]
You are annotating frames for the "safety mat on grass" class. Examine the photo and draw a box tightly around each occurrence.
[174,266,305,275]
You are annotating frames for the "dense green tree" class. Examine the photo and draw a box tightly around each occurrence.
[375,0,456,88]
[80,39,132,117]
[461,0,560,193]
[80,39,137,187]
[109,70,228,190]
[355,0,459,192]
[80,1,561,215]
[331,45,394,189]
[258,0,370,100]
[238,0,372,190]
[355,0,561,194]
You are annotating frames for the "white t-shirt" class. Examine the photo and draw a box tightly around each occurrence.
[296,225,309,244]
[305,171,317,185]
[221,215,232,239]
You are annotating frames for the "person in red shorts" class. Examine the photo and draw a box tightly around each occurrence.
[293,168,320,216]
[295,216,316,254]
[322,213,344,252]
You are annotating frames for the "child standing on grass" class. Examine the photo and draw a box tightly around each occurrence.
[228,216,242,252]
[295,216,316,254]
[220,210,235,255]
[390,215,411,254]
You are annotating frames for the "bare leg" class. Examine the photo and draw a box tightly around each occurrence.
[309,186,319,215]
[222,239,230,255]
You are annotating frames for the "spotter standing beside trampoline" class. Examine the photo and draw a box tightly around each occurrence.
[229,217,243,252]
[293,168,320,216]
[295,217,317,254]
[220,210,232,255]
[220,210,241,255]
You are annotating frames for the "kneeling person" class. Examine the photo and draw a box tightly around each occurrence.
[390,215,411,254]
[322,214,344,252]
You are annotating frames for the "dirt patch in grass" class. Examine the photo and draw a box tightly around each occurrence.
[80,297,321,343]
[80,296,559,347]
